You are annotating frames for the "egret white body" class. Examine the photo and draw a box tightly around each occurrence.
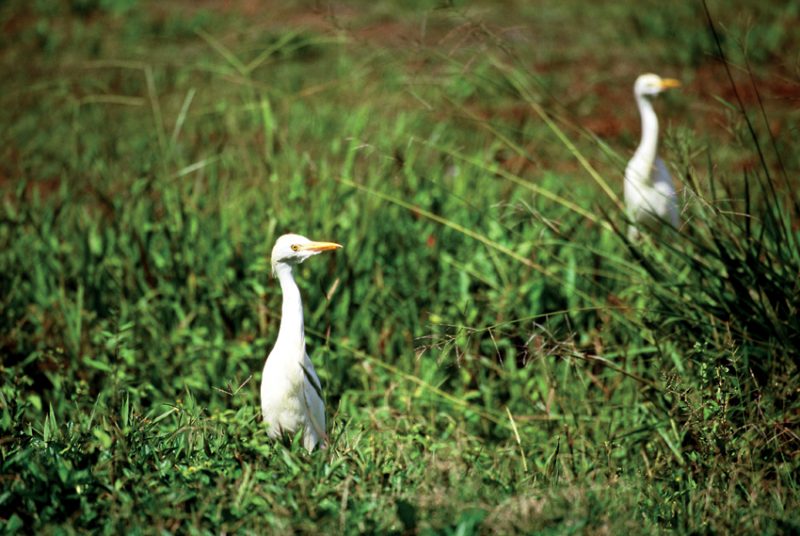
[625,74,681,240]
[261,233,341,451]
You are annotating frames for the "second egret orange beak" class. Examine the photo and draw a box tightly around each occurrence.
[660,78,681,90]
[300,241,343,253]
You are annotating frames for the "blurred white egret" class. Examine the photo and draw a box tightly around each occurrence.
[625,73,681,240]
[261,233,342,451]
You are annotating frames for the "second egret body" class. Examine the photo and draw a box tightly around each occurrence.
[261,233,342,451]
[625,73,681,240]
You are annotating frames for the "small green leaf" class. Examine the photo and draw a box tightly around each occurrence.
[93,428,113,449]
[4,514,23,532]
[88,226,103,256]
[83,356,113,373]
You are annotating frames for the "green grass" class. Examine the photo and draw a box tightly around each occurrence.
[2,0,799,533]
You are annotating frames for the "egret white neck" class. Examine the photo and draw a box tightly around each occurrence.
[273,262,305,362]
[630,94,659,185]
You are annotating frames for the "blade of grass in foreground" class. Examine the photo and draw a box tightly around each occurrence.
[416,137,611,231]
[338,177,651,334]
[491,57,624,211]
[338,177,549,275]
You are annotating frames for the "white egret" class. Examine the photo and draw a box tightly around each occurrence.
[624,73,681,240]
[261,233,342,451]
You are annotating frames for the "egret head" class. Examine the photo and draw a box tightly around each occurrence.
[634,73,681,98]
[271,233,342,273]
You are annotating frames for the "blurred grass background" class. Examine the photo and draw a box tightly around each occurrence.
[1,0,799,533]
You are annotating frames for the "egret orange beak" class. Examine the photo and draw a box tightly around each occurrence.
[300,241,343,252]
[660,78,681,90]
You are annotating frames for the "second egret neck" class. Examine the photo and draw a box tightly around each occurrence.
[631,94,660,185]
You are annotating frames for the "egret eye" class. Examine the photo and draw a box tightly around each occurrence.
[290,244,300,252]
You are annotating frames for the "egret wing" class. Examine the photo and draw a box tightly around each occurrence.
[652,158,673,187]
[652,158,679,227]
[300,355,327,445]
